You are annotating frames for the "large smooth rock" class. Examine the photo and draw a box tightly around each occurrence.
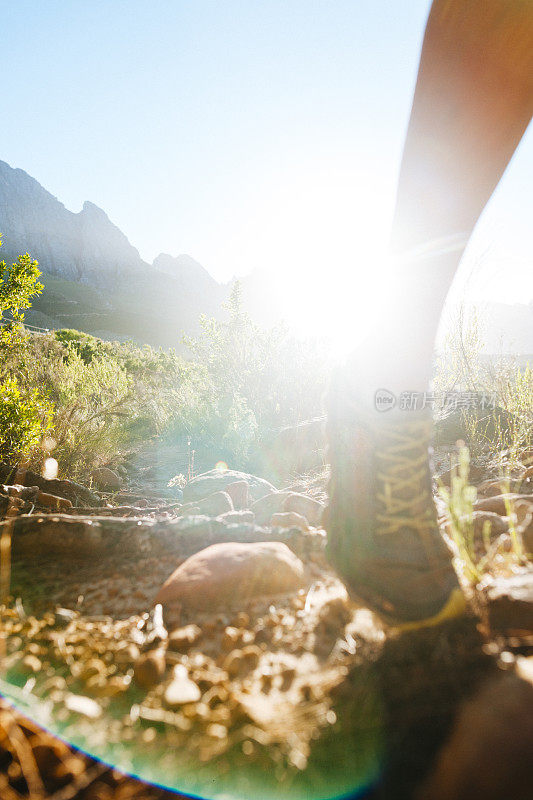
[182,469,275,504]
[283,492,325,526]
[195,491,233,516]
[266,418,326,476]
[92,467,123,491]
[154,541,306,614]
[224,480,250,509]
[251,491,293,525]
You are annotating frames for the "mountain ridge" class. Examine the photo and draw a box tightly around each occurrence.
[1,159,531,354]
[0,159,226,346]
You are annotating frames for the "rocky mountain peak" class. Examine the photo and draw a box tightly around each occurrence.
[152,252,217,291]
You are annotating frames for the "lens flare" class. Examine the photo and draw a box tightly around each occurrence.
[42,457,58,480]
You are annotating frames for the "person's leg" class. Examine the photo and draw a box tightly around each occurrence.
[388,0,533,389]
[325,0,533,624]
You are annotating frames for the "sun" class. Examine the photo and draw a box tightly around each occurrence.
[234,163,394,358]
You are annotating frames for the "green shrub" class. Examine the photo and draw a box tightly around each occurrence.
[0,235,43,350]
[178,281,330,468]
[0,376,53,462]
[54,328,103,364]
[434,305,532,462]
[2,263,331,477]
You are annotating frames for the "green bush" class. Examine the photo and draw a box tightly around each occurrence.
[54,328,103,364]
[10,333,190,478]
[2,261,330,478]
[434,305,532,462]
[0,234,43,350]
[0,376,53,462]
[177,281,330,468]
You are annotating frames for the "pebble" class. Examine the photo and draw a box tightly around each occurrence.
[21,654,42,674]
[65,694,102,719]
[164,665,201,707]
[167,624,203,652]
[134,649,166,689]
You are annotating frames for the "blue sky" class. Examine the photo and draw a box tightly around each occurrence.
[3,0,532,335]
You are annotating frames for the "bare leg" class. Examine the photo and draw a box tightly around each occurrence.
[325,0,533,624]
[386,0,533,389]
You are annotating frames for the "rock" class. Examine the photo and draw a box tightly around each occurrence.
[173,514,216,537]
[0,494,25,517]
[519,447,533,467]
[37,491,73,511]
[251,491,293,525]
[445,511,509,552]
[434,405,515,447]
[0,463,100,506]
[167,624,202,652]
[182,469,275,504]
[479,572,533,635]
[65,694,102,720]
[20,654,42,675]
[418,671,533,800]
[516,655,533,685]
[134,649,166,689]
[92,467,123,491]
[436,464,485,488]
[474,494,533,523]
[283,493,324,526]
[155,541,307,614]
[520,512,533,555]
[2,484,40,501]
[474,479,508,497]
[164,665,201,707]
[266,418,327,476]
[8,515,137,558]
[222,645,261,678]
[217,510,255,525]
[271,511,309,531]
[55,608,78,627]
[224,480,250,509]
[318,596,352,633]
[221,627,248,651]
[114,643,140,665]
[195,491,233,516]
[175,503,201,516]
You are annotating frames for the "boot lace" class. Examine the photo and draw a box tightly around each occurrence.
[375,419,435,536]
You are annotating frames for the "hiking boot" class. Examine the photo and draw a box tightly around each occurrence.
[324,367,465,627]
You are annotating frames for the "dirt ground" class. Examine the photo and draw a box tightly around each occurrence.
[0,464,532,800]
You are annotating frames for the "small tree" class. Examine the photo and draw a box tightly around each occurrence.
[0,236,51,464]
[0,377,53,462]
[0,234,43,348]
